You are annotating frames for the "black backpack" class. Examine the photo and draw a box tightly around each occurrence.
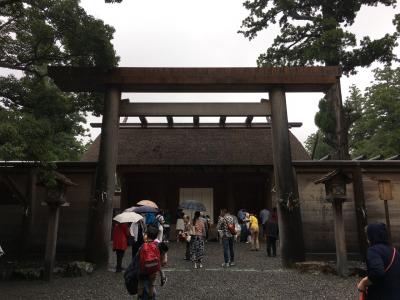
[124,251,140,295]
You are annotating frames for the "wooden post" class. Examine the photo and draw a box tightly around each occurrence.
[21,170,37,257]
[383,200,392,244]
[332,199,348,276]
[352,166,368,261]
[327,80,349,276]
[87,87,121,266]
[44,205,60,281]
[270,87,305,267]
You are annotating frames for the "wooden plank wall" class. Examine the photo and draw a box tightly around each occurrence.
[30,172,94,254]
[0,174,29,256]
[363,172,400,248]
[1,167,398,257]
[297,172,359,254]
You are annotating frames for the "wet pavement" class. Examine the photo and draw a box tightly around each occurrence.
[0,241,359,299]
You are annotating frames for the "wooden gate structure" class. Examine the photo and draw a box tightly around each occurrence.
[48,66,345,268]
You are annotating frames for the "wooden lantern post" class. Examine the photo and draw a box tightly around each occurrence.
[315,169,352,277]
[378,180,393,244]
[43,173,76,281]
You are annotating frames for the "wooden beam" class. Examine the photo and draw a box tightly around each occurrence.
[166,116,173,128]
[139,116,148,128]
[119,102,272,117]
[48,66,341,93]
[87,87,120,266]
[245,116,253,127]
[319,154,331,160]
[369,154,383,160]
[193,116,199,128]
[270,87,305,266]
[386,154,400,160]
[90,122,303,129]
[353,155,366,160]
[219,116,226,128]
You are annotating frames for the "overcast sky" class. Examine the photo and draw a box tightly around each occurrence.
[79,0,399,144]
[3,1,399,144]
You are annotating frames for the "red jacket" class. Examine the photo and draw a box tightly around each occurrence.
[113,223,128,250]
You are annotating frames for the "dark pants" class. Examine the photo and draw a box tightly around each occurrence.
[222,237,234,264]
[267,237,277,256]
[132,240,144,260]
[163,226,170,241]
[185,241,190,260]
[240,224,248,242]
[115,249,125,271]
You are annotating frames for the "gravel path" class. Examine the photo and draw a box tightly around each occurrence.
[0,242,359,299]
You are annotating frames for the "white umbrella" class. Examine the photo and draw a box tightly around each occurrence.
[113,211,143,223]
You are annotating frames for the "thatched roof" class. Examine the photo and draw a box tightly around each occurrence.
[81,128,309,165]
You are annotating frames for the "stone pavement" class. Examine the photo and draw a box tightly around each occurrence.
[0,242,359,299]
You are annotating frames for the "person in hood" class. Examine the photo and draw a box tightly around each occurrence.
[357,223,400,299]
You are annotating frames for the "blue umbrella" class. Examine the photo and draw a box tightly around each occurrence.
[125,205,159,214]
[179,200,206,212]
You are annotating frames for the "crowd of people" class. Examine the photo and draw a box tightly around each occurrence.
[174,207,280,269]
[112,204,400,300]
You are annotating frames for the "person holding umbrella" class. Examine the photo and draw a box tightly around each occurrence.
[113,221,129,273]
[113,211,143,272]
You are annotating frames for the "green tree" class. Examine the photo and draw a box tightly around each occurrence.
[350,67,400,157]
[240,0,398,159]
[304,131,333,159]
[307,85,363,159]
[0,0,119,164]
[239,0,398,75]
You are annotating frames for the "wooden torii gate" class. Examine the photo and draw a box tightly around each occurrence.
[48,66,344,268]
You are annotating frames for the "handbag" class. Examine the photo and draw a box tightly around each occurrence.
[225,218,237,235]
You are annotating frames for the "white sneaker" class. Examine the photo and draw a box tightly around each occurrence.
[229,262,235,266]
[199,263,203,268]
[194,263,198,269]
[221,263,229,268]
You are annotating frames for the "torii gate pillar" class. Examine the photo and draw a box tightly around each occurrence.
[270,87,305,266]
[87,87,121,266]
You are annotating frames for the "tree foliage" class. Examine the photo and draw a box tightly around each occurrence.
[306,68,400,159]
[239,0,399,75]
[349,67,400,157]
[304,131,334,159]
[0,0,119,163]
